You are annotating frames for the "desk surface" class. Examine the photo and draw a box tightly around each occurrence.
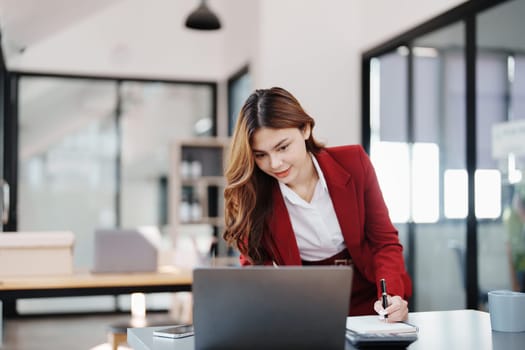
[0,267,192,299]
[127,310,525,350]
[0,256,238,298]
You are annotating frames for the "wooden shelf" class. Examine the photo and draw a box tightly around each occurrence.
[179,218,224,226]
[181,176,225,187]
[169,138,229,255]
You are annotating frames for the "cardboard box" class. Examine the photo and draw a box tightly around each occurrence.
[0,231,74,277]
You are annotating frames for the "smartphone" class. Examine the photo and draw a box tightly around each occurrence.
[153,325,194,339]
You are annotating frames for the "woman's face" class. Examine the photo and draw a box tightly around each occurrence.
[251,126,311,186]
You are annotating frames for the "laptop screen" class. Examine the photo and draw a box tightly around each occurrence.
[193,266,352,350]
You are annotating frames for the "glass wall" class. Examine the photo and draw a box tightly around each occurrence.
[369,22,468,311]
[15,75,215,313]
[363,0,522,310]
[477,0,525,294]
[227,66,252,136]
[414,23,468,310]
[368,50,410,271]
[120,82,214,231]
[0,63,5,232]
[18,77,118,269]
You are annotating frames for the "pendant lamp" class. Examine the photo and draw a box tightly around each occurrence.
[185,0,221,30]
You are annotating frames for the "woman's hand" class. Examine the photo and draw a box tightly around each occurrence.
[374,295,408,322]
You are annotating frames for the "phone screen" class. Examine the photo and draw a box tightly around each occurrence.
[153,325,194,339]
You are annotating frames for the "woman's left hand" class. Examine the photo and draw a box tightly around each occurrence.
[373,295,408,322]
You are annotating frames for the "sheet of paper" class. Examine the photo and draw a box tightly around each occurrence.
[346,315,418,334]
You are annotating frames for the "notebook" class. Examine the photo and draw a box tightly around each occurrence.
[346,315,418,334]
[192,266,353,350]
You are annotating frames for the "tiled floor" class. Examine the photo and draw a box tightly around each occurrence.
[1,312,176,350]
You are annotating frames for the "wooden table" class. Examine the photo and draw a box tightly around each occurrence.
[0,267,192,300]
[0,267,193,345]
[0,266,192,321]
[0,256,239,314]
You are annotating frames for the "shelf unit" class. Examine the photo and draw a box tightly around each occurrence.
[169,137,230,256]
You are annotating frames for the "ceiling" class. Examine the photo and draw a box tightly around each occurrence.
[0,0,247,80]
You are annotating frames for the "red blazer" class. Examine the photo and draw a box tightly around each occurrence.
[239,145,412,315]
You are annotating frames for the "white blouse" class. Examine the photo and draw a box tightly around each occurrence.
[278,154,346,261]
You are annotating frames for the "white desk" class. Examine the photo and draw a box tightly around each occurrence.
[127,310,525,350]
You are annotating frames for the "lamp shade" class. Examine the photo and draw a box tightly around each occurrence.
[185,0,221,30]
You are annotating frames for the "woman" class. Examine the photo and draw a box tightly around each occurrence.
[223,87,411,321]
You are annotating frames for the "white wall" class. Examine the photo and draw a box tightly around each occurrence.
[218,0,260,137]
[255,0,359,146]
[222,0,259,77]
[254,0,466,146]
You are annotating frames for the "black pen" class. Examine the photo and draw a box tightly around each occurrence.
[380,278,388,319]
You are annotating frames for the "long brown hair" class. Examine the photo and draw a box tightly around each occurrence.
[223,87,324,264]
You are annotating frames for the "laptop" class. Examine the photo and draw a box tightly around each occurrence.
[92,228,159,273]
[192,266,353,350]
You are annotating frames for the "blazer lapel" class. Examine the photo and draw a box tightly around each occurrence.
[264,149,362,266]
[266,184,302,265]
[315,150,362,248]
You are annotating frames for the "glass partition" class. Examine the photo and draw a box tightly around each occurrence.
[363,0,523,310]
[369,22,467,311]
[412,22,467,311]
[16,75,216,313]
[18,77,118,268]
[0,65,5,232]
[368,49,410,258]
[477,0,525,295]
[120,82,214,232]
[227,66,252,136]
